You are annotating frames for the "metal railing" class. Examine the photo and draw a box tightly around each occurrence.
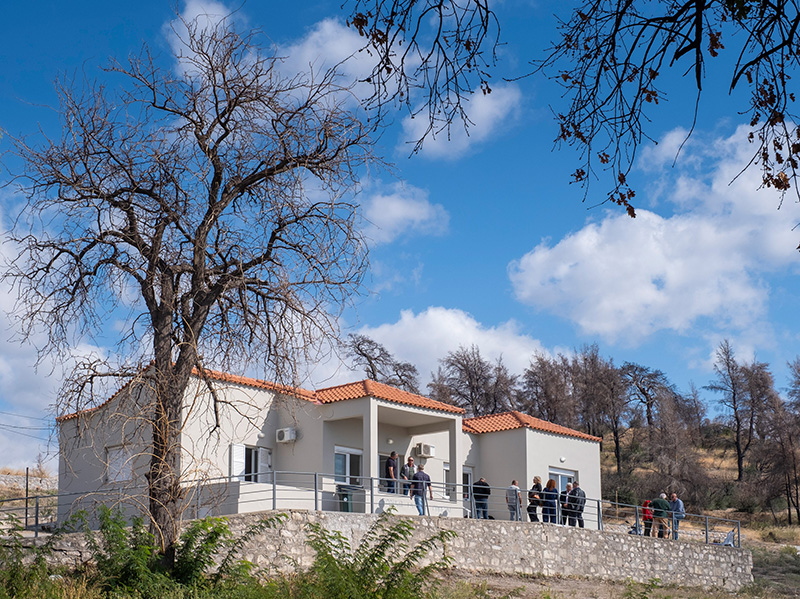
[0,472,741,547]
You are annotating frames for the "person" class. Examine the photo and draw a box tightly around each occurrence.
[669,492,686,540]
[385,451,397,493]
[473,476,491,519]
[506,480,522,521]
[641,499,654,537]
[399,456,416,495]
[560,483,573,525]
[650,492,671,538]
[568,480,586,528]
[411,463,433,515]
[541,479,559,523]
[527,476,542,522]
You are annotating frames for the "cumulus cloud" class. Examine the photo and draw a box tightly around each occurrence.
[279,18,367,83]
[355,307,547,382]
[362,183,449,245]
[509,125,800,345]
[401,85,523,159]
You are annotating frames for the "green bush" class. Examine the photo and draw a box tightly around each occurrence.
[281,509,456,599]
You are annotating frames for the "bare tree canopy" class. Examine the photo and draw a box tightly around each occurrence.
[5,15,374,560]
[347,0,800,226]
[345,333,420,393]
[428,345,517,417]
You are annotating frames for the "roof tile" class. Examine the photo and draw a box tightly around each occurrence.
[315,379,464,414]
[462,411,601,443]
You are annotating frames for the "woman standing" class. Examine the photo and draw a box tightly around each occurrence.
[542,479,559,523]
[527,476,542,522]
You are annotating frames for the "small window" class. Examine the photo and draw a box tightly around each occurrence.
[548,467,576,492]
[334,446,362,485]
[106,446,132,483]
[230,444,272,482]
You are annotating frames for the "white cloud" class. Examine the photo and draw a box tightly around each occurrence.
[362,183,449,244]
[509,126,800,345]
[400,85,523,159]
[355,307,547,382]
[279,18,367,83]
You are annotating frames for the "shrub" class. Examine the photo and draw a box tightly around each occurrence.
[283,509,456,599]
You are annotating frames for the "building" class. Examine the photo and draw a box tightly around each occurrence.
[57,368,601,522]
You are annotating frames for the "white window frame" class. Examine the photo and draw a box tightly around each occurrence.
[548,467,576,492]
[443,463,473,499]
[230,444,272,483]
[334,445,362,485]
[105,445,132,483]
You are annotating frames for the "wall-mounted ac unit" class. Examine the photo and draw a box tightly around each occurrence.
[276,427,297,443]
[415,443,435,458]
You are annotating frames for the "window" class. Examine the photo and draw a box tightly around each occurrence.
[334,446,362,485]
[230,444,272,482]
[106,446,132,483]
[443,463,473,499]
[548,467,576,492]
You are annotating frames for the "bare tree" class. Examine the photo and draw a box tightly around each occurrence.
[345,334,420,393]
[6,16,374,562]
[705,340,775,482]
[428,345,516,417]
[347,1,800,228]
[520,353,576,427]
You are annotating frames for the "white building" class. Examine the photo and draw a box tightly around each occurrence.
[57,369,601,522]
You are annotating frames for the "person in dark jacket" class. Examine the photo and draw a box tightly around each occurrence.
[541,479,558,523]
[567,481,586,528]
[472,477,491,519]
[527,476,542,522]
[560,483,573,524]
[650,493,671,538]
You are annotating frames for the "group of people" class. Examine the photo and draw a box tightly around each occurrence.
[503,477,587,526]
[640,492,686,539]
[384,451,433,516]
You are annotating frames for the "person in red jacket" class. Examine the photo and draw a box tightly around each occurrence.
[642,499,654,537]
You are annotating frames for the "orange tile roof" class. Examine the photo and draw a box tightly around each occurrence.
[56,367,318,423]
[315,379,465,414]
[462,411,601,443]
[57,367,462,423]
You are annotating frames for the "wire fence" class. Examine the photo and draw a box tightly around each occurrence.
[0,471,740,547]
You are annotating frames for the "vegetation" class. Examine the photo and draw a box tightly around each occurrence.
[351,336,800,523]
[0,508,461,599]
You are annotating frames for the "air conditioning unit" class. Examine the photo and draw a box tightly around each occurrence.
[276,427,297,443]
[415,443,435,458]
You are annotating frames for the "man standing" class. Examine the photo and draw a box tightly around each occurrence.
[650,492,671,538]
[385,451,397,493]
[399,456,416,495]
[669,492,686,540]
[506,479,522,521]
[473,477,491,519]
[411,463,433,515]
[560,483,573,525]
[568,481,586,528]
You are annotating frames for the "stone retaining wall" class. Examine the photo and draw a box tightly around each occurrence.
[27,510,754,591]
[0,474,57,492]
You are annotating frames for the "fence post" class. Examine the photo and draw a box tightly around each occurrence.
[705,515,709,544]
[25,467,29,530]
[34,496,39,538]
[314,472,319,511]
[272,472,277,511]
[737,520,741,547]
[369,477,374,514]
[597,499,603,531]
[470,486,476,519]
[635,504,640,533]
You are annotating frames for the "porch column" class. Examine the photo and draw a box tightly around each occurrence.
[362,400,379,482]
[447,417,462,500]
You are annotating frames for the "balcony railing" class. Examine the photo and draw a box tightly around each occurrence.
[0,471,740,548]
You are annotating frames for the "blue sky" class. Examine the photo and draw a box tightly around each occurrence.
[1,1,799,469]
